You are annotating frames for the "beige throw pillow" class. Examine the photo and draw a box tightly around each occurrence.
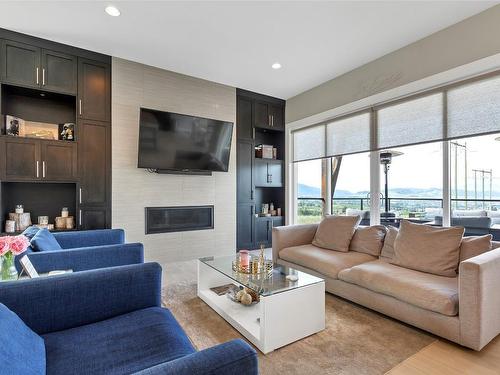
[459,235,492,262]
[380,226,398,260]
[391,220,464,277]
[312,215,361,252]
[349,225,387,256]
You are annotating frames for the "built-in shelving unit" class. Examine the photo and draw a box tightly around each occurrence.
[236,88,285,250]
[0,28,111,232]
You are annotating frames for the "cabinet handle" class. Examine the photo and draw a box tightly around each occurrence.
[268,114,271,127]
[251,189,254,200]
[36,67,39,85]
[79,99,82,115]
[42,161,46,178]
[79,188,82,204]
[252,128,255,139]
[42,68,45,86]
[271,115,274,127]
[36,161,39,178]
[79,210,82,226]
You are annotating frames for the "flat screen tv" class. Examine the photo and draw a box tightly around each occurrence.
[137,108,233,173]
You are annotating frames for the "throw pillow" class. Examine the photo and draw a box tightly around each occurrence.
[30,229,62,252]
[312,215,361,252]
[349,225,387,256]
[21,226,41,241]
[391,220,464,277]
[459,235,492,262]
[380,226,398,260]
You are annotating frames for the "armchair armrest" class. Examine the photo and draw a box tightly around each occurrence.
[134,339,258,375]
[24,243,144,273]
[272,224,318,263]
[0,262,161,335]
[53,229,125,249]
[459,247,500,350]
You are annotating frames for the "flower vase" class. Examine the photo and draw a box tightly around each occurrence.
[1,253,18,281]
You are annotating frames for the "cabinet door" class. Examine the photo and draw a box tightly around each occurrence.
[41,49,77,94]
[237,203,255,250]
[254,101,270,130]
[237,96,254,140]
[2,137,41,180]
[269,104,284,131]
[267,161,283,187]
[78,58,111,121]
[41,141,77,181]
[1,40,40,88]
[237,140,254,203]
[79,206,108,230]
[254,159,268,187]
[255,218,271,247]
[78,120,109,205]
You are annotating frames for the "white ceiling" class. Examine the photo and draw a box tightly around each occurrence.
[0,1,496,99]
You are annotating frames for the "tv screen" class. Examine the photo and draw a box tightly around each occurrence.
[138,108,233,172]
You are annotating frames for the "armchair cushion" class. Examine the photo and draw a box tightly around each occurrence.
[43,307,195,375]
[0,303,46,375]
[30,228,62,252]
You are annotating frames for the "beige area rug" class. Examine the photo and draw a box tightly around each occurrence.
[162,261,435,375]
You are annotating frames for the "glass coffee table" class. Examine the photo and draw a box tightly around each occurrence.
[198,255,325,354]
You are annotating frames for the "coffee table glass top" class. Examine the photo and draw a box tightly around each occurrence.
[199,255,324,297]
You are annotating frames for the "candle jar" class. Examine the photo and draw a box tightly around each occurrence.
[61,207,69,218]
[15,205,24,214]
[239,250,250,270]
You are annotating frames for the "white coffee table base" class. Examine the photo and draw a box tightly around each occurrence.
[197,260,325,354]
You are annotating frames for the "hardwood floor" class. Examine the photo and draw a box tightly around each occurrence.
[387,336,500,374]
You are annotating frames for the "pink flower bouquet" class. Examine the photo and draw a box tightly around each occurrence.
[0,235,30,281]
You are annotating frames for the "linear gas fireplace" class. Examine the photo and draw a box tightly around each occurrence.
[145,206,214,234]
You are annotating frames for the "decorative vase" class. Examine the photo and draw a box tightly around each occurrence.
[1,253,18,281]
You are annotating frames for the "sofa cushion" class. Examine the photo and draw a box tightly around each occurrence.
[452,209,487,217]
[30,228,62,252]
[338,260,459,316]
[380,226,398,261]
[43,307,195,375]
[312,215,361,252]
[0,303,46,375]
[459,235,492,262]
[279,244,376,279]
[391,220,464,277]
[349,225,387,256]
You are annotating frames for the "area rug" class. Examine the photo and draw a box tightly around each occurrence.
[162,270,436,375]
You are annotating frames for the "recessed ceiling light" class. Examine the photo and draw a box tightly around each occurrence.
[105,5,121,17]
[272,62,282,70]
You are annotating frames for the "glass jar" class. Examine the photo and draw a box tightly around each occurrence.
[0,253,18,281]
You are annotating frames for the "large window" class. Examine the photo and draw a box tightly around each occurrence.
[291,71,500,237]
[296,159,323,224]
[332,152,370,219]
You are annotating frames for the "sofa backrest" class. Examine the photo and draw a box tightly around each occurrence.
[53,229,125,249]
[0,303,46,375]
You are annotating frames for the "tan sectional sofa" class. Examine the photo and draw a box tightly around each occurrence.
[272,223,500,351]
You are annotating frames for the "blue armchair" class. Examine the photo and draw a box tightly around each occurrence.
[0,263,258,375]
[17,229,144,273]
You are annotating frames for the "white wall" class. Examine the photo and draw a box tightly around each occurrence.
[112,57,236,263]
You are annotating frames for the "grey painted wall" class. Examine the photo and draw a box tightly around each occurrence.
[286,5,500,123]
[112,57,236,263]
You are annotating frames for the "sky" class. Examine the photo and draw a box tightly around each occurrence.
[297,134,500,197]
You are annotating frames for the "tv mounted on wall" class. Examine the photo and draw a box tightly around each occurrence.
[137,108,233,174]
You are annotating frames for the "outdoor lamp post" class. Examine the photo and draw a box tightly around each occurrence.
[379,150,403,217]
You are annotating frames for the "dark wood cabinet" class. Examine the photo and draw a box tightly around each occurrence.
[254,101,270,130]
[237,140,254,203]
[1,39,40,88]
[41,141,77,181]
[79,207,108,230]
[41,49,77,94]
[78,58,111,122]
[254,159,283,187]
[269,104,284,131]
[237,96,254,140]
[255,217,283,248]
[1,137,40,180]
[237,203,255,250]
[78,120,109,206]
